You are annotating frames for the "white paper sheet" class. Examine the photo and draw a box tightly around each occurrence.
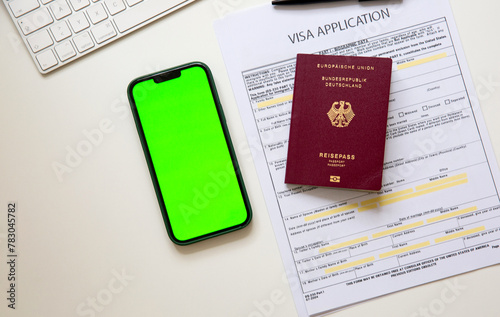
[214,1,500,315]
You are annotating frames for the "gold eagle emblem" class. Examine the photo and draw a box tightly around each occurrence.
[327,101,355,128]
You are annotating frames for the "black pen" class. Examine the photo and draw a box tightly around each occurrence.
[272,0,378,4]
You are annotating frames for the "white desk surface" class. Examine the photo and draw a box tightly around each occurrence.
[1,1,499,316]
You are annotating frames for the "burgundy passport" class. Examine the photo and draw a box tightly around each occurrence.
[285,54,393,191]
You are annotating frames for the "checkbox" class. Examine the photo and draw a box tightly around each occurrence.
[422,105,428,111]
[399,112,404,118]
[445,99,450,105]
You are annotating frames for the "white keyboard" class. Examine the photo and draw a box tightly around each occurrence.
[3,0,196,74]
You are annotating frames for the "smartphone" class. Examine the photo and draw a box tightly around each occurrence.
[128,62,252,245]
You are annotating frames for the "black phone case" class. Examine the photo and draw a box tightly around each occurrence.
[127,62,252,245]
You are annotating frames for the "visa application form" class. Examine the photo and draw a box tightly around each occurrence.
[215,0,500,315]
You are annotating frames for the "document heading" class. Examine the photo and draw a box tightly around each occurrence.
[287,8,391,44]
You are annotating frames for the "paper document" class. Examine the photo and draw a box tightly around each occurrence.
[215,1,500,315]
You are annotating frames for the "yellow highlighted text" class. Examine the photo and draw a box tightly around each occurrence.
[359,204,377,212]
[416,173,467,191]
[305,203,359,222]
[373,221,424,239]
[435,226,485,243]
[319,236,369,253]
[379,178,468,207]
[361,188,414,206]
[325,256,375,274]
[257,94,293,108]
[427,206,477,224]
[379,241,430,259]
[397,52,447,70]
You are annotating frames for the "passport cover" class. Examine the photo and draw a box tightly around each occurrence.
[285,54,392,191]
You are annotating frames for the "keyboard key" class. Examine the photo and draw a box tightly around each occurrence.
[125,0,143,6]
[50,0,73,20]
[68,12,90,33]
[73,31,95,52]
[114,0,181,33]
[50,21,72,42]
[55,41,77,61]
[87,3,108,24]
[27,30,54,53]
[105,0,126,16]
[18,8,54,35]
[36,49,58,70]
[41,0,55,4]
[69,0,91,11]
[91,21,116,44]
[8,0,40,18]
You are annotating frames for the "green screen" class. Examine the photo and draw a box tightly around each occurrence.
[132,65,249,243]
